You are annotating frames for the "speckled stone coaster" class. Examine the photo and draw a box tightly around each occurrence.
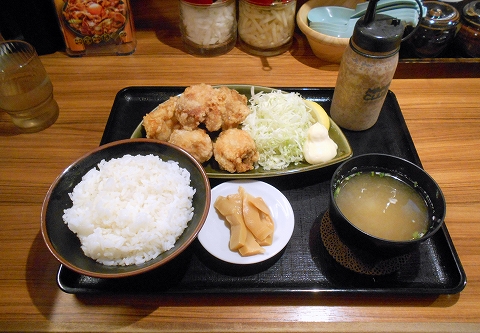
[320,210,411,275]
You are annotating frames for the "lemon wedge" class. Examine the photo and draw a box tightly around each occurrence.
[305,100,330,130]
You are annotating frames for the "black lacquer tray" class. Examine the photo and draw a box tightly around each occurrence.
[57,87,466,295]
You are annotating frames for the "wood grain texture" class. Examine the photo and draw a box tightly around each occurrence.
[1,1,479,332]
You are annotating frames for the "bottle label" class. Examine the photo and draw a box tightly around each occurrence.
[363,85,390,101]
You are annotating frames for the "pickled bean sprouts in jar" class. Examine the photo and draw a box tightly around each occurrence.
[238,0,296,56]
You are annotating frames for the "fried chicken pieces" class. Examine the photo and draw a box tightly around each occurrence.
[143,84,258,172]
[143,96,180,141]
[169,129,213,164]
[213,129,259,173]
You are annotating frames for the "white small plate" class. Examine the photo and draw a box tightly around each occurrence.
[198,180,295,265]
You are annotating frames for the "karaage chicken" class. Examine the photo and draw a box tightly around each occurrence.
[175,84,251,132]
[175,83,217,130]
[213,128,259,173]
[143,84,258,172]
[216,86,251,130]
[143,96,180,141]
[168,129,213,163]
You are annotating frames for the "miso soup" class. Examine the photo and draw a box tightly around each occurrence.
[334,171,429,241]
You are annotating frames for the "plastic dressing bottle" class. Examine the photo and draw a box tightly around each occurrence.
[330,0,406,131]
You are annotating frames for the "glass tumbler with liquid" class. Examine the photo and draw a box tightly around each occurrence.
[0,40,59,132]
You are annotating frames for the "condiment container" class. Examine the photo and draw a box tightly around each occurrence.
[330,0,406,131]
[179,0,237,56]
[456,0,480,57]
[53,0,137,57]
[406,1,460,58]
[437,0,469,13]
[238,0,297,56]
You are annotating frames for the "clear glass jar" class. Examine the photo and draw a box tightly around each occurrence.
[238,0,296,56]
[179,0,237,56]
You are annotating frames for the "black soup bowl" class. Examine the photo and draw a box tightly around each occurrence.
[329,153,446,258]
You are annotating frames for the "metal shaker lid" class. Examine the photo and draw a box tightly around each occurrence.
[421,1,460,29]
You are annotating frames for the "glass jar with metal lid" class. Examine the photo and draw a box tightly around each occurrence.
[179,0,237,56]
[456,0,480,57]
[238,0,297,56]
[406,1,460,58]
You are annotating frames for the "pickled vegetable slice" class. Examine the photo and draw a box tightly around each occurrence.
[214,186,275,256]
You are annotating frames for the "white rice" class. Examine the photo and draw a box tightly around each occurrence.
[62,154,195,266]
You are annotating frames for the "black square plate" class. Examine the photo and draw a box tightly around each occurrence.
[56,86,466,295]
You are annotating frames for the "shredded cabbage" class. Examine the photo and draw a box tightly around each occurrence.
[242,89,316,170]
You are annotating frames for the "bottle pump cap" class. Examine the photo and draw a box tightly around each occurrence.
[351,0,406,54]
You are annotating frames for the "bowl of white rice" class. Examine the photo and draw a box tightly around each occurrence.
[41,138,211,278]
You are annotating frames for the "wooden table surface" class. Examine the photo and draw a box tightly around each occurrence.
[1,1,480,332]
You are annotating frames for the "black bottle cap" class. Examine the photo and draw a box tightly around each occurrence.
[352,14,406,53]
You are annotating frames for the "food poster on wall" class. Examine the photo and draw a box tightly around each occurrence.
[54,0,137,56]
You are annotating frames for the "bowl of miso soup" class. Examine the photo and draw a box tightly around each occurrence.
[329,153,446,257]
